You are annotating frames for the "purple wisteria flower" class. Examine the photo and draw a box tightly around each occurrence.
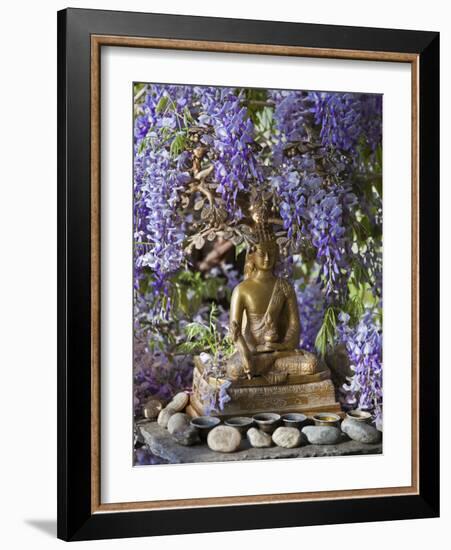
[133,336,193,417]
[134,114,151,140]
[134,446,169,466]
[310,92,382,154]
[198,374,231,416]
[219,262,241,291]
[270,90,359,299]
[134,86,195,312]
[294,277,326,352]
[134,85,265,311]
[336,310,383,429]
[196,87,263,213]
[305,185,357,297]
[269,90,312,162]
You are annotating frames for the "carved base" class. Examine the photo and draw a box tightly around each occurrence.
[189,360,341,419]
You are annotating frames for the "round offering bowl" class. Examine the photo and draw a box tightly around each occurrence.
[252,413,281,434]
[346,409,372,423]
[190,416,221,440]
[312,412,341,427]
[224,416,254,435]
[281,413,308,429]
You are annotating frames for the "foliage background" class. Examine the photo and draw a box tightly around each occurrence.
[133,82,383,463]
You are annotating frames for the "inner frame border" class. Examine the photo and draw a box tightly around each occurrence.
[90,35,419,514]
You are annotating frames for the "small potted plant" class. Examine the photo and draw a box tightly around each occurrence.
[178,304,234,415]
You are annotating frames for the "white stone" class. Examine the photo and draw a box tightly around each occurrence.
[207,426,241,453]
[168,392,189,412]
[341,418,382,444]
[272,427,302,448]
[167,412,191,435]
[157,407,176,428]
[247,427,272,448]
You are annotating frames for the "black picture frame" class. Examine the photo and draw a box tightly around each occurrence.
[57,7,439,541]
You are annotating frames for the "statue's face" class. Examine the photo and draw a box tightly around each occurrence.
[254,244,276,271]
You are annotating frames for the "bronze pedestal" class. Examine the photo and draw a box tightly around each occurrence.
[188,356,341,419]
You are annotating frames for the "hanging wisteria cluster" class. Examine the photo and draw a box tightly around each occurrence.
[133,82,383,435]
[196,87,263,207]
[337,310,383,429]
[294,274,326,353]
[134,86,194,306]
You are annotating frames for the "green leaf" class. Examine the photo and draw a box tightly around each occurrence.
[138,137,149,155]
[177,341,203,354]
[155,95,169,113]
[183,106,194,125]
[346,295,365,326]
[170,132,187,157]
[177,286,190,316]
[185,322,208,341]
[204,277,224,299]
[235,241,247,258]
[315,307,337,356]
[373,175,383,198]
[375,143,383,167]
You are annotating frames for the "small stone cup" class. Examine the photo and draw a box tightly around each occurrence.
[312,412,341,427]
[281,413,308,429]
[252,413,281,434]
[190,416,221,441]
[346,409,372,423]
[225,416,254,435]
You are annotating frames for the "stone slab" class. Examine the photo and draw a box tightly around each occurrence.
[138,421,382,464]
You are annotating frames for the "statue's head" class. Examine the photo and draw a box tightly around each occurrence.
[254,242,278,271]
[244,240,278,278]
[244,197,280,278]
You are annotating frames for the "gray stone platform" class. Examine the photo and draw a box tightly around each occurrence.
[138,421,382,464]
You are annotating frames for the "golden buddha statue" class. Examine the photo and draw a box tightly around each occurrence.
[226,238,318,383]
[188,203,340,419]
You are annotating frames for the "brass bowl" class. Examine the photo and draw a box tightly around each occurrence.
[312,412,341,427]
[225,416,254,435]
[281,413,308,429]
[346,409,372,423]
[190,416,221,440]
[252,413,281,434]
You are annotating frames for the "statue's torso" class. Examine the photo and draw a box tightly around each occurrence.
[237,276,293,349]
[238,277,278,315]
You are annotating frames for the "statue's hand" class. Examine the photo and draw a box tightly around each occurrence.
[256,343,285,352]
[262,342,288,351]
[230,321,241,342]
[243,356,253,380]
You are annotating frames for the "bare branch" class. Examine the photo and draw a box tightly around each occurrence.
[187,181,215,207]
[194,164,214,180]
[198,239,234,272]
